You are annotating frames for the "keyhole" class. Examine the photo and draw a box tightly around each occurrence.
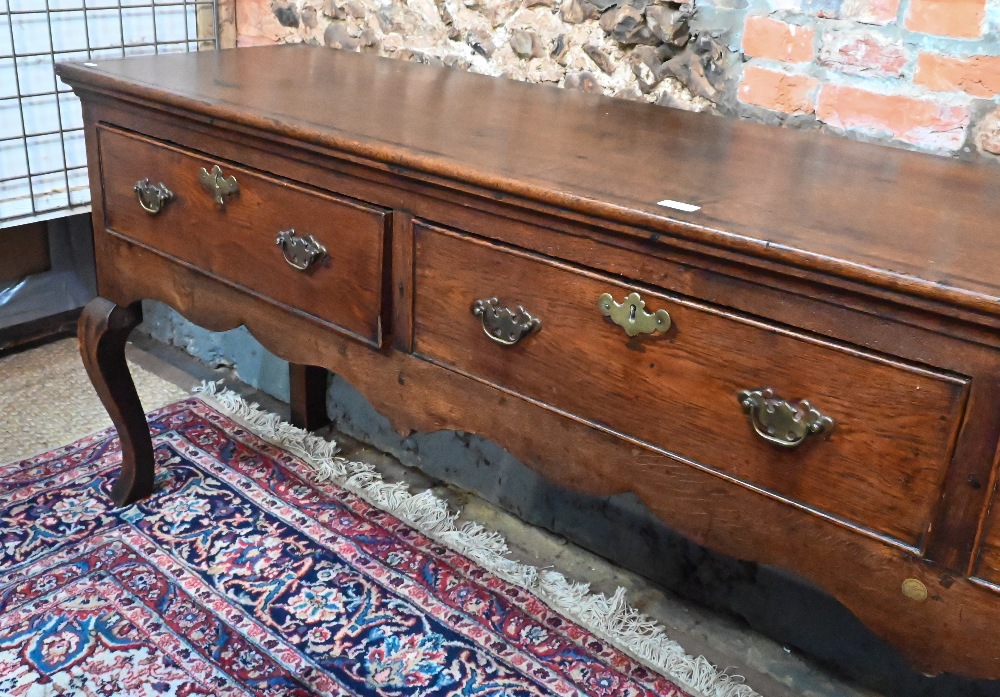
[629,304,637,321]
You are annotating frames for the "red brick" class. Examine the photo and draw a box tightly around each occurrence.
[816,84,970,151]
[738,65,819,114]
[840,0,900,25]
[915,53,1000,98]
[905,0,985,38]
[742,16,815,64]
[819,27,907,77]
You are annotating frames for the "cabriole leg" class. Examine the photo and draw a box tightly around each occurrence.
[78,297,154,506]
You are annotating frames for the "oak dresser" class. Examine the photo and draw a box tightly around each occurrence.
[56,45,1000,679]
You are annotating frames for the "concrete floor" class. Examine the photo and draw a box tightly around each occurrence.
[1,333,891,697]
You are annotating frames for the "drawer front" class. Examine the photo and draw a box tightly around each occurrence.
[413,223,969,549]
[98,126,388,346]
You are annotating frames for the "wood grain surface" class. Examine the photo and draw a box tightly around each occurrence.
[98,125,389,346]
[413,223,969,551]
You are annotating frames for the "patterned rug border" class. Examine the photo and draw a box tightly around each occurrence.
[193,382,762,697]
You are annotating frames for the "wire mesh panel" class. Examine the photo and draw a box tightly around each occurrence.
[0,0,217,227]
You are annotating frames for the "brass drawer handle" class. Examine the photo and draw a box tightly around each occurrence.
[598,291,671,337]
[198,164,239,206]
[276,229,327,271]
[133,179,173,215]
[472,297,540,346]
[738,388,834,448]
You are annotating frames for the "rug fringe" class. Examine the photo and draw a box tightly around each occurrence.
[193,381,761,697]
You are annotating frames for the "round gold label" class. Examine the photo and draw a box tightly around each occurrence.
[902,578,928,602]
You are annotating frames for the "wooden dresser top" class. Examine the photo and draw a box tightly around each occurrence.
[57,45,1000,319]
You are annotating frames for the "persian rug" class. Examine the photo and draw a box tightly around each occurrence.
[0,390,758,697]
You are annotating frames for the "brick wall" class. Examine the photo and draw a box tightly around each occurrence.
[733,0,1000,157]
[235,0,1000,153]
[235,0,1000,159]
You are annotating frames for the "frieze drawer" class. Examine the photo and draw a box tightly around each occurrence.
[412,222,970,550]
[98,125,389,347]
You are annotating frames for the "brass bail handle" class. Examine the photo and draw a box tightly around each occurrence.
[199,165,239,206]
[471,297,540,346]
[276,229,327,271]
[738,388,834,448]
[133,179,173,215]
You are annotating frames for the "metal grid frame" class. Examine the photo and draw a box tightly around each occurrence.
[1,0,218,227]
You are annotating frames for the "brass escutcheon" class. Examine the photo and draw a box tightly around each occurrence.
[133,178,173,215]
[598,292,671,337]
[738,388,834,448]
[198,164,239,206]
[471,297,540,346]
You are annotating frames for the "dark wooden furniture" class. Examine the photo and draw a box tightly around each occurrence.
[0,222,81,353]
[57,45,1000,679]
[0,222,50,284]
[0,309,81,355]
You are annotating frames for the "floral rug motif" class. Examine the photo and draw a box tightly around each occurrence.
[0,397,697,697]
